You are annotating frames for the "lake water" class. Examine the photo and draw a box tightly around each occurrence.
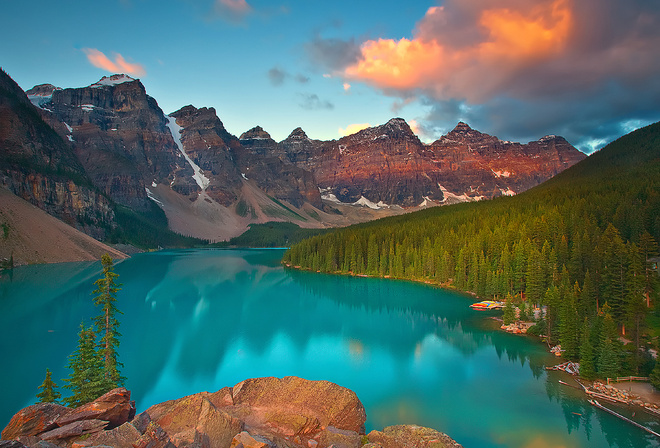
[1,249,658,447]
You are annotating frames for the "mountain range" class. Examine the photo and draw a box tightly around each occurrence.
[0,69,585,247]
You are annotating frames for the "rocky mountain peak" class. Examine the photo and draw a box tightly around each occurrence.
[286,127,309,140]
[26,83,61,108]
[171,105,228,132]
[26,83,60,97]
[384,117,411,132]
[452,121,472,132]
[436,121,495,145]
[239,126,273,141]
[90,74,136,88]
[346,118,419,145]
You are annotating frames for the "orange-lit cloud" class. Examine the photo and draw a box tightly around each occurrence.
[308,0,660,153]
[83,48,146,77]
[338,123,371,137]
[343,83,351,91]
[214,0,251,21]
[345,0,574,102]
[217,0,250,13]
[408,120,420,135]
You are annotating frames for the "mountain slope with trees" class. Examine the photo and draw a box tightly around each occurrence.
[284,122,660,378]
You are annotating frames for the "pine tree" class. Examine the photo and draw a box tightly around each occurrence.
[559,283,580,360]
[579,318,596,380]
[598,339,620,380]
[93,254,124,390]
[503,296,516,325]
[597,305,622,379]
[651,361,660,391]
[36,368,61,403]
[639,231,659,307]
[63,323,105,407]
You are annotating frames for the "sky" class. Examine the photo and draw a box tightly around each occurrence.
[2,0,660,153]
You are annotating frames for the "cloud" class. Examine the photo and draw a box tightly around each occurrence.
[299,93,334,111]
[408,120,421,136]
[305,35,363,74]
[295,74,310,84]
[343,83,351,92]
[333,0,660,152]
[83,48,146,77]
[268,67,286,86]
[268,67,310,86]
[214,0,252,22]
[338,123,371,137]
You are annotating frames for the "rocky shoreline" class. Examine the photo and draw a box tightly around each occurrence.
[1,376,462,448]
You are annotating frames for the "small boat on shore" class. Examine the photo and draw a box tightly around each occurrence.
[470,300,504,310]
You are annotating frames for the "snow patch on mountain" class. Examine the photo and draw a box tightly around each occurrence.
[145,187,164,207]
[91,74,136,88]
[353,196,384,209]
[500,188,516,196]
[28,94,53,108]
[491,169,511,178]
[419,196,435,207]
[166,115,210,191]
[438,184,484,203]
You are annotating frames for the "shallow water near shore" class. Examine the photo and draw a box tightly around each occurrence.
[1,249,659,447]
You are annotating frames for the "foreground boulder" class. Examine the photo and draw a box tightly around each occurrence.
[55,388,135,429]
[1,388,134,444]
[2,378,462,448]
[1,404,71,440]
[367,425,463,448]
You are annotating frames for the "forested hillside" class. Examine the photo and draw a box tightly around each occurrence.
[284,122,660,378]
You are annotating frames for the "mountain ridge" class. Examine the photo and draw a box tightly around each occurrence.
[2,69,586,245]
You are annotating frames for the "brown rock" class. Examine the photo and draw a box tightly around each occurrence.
[70,421,140,448]
[26,441,60,448]
[367,425,463,448]
[1,403,71,440]
[0,441,28,448]
[133,421,176,448]
[231,377,366,434]
[55,388,133,429]
[229,431,273,448]
[318,426,361,448]
[146,392,244,448]
[39,419,108,442]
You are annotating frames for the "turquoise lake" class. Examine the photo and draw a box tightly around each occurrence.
[1,249,659,447]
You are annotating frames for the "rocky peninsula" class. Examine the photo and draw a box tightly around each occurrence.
[1,376,462,448]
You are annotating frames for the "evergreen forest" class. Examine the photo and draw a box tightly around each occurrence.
[283,122,660,379]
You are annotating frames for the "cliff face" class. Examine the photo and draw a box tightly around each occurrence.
[425,122,587,198]
[168,105,242,206]
[278,120,586,207]
[238,126,322,208]
[42,74,193,212]
[302,118,441,206]
[0,69,115,238]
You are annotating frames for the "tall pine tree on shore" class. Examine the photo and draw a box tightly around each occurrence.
[93,254,124,390]
[63,254,125,406]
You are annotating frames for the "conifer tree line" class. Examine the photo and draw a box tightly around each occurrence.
[284,122,660,379]
[36,254,124,406]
